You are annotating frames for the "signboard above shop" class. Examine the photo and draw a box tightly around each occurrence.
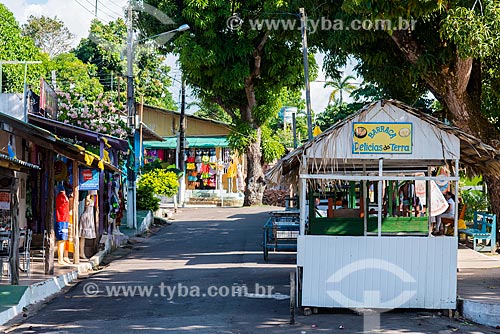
[79,168,99,190]
[353,122,413,154]
[39,78,58,119]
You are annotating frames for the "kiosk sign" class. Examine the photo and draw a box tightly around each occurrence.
[353,122,412,154]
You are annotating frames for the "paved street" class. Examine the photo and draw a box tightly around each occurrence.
[2,207,499,334]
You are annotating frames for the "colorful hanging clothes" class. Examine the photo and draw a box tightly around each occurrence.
[227,162,237,178]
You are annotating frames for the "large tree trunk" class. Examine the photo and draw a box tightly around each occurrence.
[391,31,500,247]
[244,128,265,206]
[240,32,269,206]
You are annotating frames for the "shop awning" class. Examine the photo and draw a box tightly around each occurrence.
[141,122,164,142]
[0,153,41,171]
[28,113,129,152]
[144,136,229,149]
[0,112,120,173]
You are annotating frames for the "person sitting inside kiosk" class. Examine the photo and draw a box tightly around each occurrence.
[433,191,455,235]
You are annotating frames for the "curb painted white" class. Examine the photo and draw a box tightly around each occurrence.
[0,268,79,325]
[137,211,153,234]
[0,213,153,326]
[460,298,500,328]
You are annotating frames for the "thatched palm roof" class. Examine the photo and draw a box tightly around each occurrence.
[266,99,500,186]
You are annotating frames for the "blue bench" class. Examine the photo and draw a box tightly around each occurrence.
[459,211,497,252]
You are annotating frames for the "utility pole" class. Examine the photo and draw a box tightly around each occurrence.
[117,76,121,105]
[51,70,57,89]
[299,8,313,140]
[292,112,297,148]
[126,5,137,229]
[178,77,186,207]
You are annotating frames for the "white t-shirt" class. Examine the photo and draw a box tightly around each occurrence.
[447,198,455,215]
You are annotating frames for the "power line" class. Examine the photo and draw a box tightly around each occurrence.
[74,0,109,23]
[93,0,122,19]
[97,0,124,17]
[81,0,114,20]
[106,0,126,10]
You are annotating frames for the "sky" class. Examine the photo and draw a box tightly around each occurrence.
[3,0,355,115]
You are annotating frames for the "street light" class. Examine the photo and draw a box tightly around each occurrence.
[136,24,190,43]
[126,5,190,229]
[299,8,313,141]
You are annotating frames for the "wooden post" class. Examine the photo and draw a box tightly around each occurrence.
[349,181,356,208]
[139,97,144,167]
[44,150,55,275]
[290,271,296,325]
[99,139,105,238]
[72,160,80,264]
[9,176,20,285]
[327,197,334,218]
[388,181,393,217]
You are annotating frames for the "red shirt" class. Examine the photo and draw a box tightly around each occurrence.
[56,191,70,222]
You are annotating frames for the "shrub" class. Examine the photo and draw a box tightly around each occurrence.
[136,184,160,212]
[138,169,179,197]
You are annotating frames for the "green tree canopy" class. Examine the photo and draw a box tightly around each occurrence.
[22,15,75,58]
[324,74,357,104]
[48,53,103,101]
[301,0,500,221]
[0,4,45,93]
[137,0,315,205]
[74,18,176,110]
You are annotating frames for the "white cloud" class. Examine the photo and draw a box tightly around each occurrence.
[3,0,128,45]
[303,54,360,118]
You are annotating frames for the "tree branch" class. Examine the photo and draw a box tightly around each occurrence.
[250,31,270,80]
[453,56,473,95]
[390,30,422,65]
[213,95,237,122]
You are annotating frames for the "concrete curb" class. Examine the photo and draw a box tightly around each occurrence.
[0,267,80,325]
[0,235,128,326]
[458,298,500,328]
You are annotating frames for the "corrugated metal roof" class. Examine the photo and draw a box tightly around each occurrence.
[0,153,41,170]
[28,113,129,151]
[0,112,120,173]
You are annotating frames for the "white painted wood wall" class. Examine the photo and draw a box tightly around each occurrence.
[297,236,457,309]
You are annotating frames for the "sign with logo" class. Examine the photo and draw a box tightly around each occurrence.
[39,78,58,119]
[0,192,10,210]
[353,122,412,154]
[79,168,99,190]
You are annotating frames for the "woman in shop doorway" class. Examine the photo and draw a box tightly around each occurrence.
[79,194,96,259]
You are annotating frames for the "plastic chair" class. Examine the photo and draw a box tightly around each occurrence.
[19,229,32,275]
[0,230,11,279]
[30,230,46,263]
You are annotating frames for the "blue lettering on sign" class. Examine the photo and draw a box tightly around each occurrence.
[390,144,410,152]
[367,126,397,139]
[354,142,384,152]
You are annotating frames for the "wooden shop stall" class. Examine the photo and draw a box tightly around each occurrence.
[266,100,500,310]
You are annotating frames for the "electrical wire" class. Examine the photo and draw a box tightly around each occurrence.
[74,0,109,23]
[106,0,127,10]
[81,0,115,20]
[97,0,124,17]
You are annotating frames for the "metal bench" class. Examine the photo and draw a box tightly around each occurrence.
[459,211,497,252]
